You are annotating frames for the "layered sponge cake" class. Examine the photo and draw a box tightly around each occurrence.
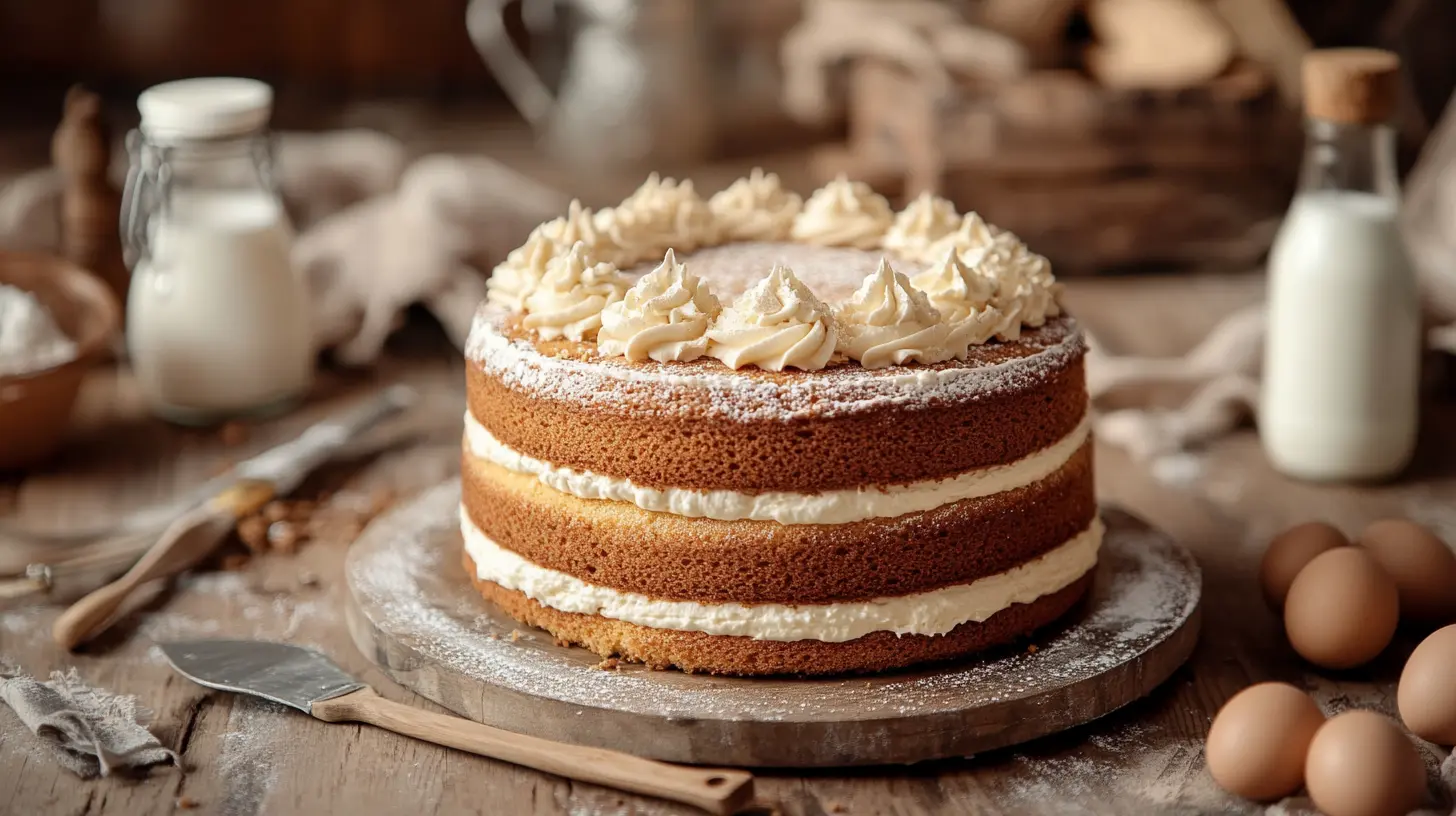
[463,171,1097,676]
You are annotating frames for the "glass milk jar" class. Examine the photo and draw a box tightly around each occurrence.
[1260,50,1421,481]
[122,78,313,425]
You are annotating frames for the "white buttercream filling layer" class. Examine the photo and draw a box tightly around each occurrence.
[465,410,1090,525]
[461,510,1102,642]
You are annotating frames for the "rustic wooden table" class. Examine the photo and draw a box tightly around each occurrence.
[3,274,1454,816]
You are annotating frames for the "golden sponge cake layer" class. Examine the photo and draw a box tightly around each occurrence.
[466,311,1087,494]
[467,555,1093,676]
[462,441,1096,604]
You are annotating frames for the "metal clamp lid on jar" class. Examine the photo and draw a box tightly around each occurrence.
[119,77,279,269]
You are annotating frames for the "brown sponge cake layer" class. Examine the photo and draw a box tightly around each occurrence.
[462,441,1096,604]
[467,555,1093,676]
[467,314,1087,494]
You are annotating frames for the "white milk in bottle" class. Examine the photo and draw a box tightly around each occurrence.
[1260,50,1422,481]
[123,78,313,424]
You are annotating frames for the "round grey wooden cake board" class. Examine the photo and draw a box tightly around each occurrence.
[345,480,1202,768]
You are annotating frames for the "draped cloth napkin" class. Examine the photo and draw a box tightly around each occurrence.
[0,663,178,778]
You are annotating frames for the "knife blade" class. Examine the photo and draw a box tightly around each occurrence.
[158,639,754,815]
[160,639,365,711]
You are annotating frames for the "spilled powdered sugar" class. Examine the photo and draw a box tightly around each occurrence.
[348,483,1199,727]
[993,724,1228,812]
[217,696,294,815]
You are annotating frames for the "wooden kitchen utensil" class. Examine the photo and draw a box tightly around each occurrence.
[50,385,416,649]
[51,481,275,649]
[159,639,754,815]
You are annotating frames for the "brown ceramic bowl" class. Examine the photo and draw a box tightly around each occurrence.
[0,251,120,471]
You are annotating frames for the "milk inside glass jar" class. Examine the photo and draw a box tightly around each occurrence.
[122,78,313,425]
[1260,50,1421,481]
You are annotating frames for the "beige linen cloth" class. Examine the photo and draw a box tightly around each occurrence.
[0,663,177,777]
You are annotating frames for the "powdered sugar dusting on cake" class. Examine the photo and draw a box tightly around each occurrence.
[466,305,1084,422]
[633,242,909,303]
[348,485,1199,727]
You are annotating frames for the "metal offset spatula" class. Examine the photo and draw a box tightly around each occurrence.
[159,640,754,815]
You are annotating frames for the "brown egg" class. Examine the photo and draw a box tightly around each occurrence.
[1398,624,1456,745]
[1284,548,1399,669]
[1205,682,1325,801]
[1260,521,1348,609]
[1305,710,1426,816]
[1357,519,1456,624]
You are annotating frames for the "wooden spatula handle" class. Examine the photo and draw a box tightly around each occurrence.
[312,688,753,814]
[50,578,138,649]
[52,481,276,650]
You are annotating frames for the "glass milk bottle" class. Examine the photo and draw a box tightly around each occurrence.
[1260,50,1421,481]
[122,78,313,425]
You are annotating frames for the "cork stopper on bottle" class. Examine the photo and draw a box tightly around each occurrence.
[1302,48,1401,125]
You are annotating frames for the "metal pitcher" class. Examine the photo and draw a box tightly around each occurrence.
[466,0,716,168]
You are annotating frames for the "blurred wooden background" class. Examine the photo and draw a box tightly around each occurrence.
[0,0,1450,275]
[0,0,1447,117]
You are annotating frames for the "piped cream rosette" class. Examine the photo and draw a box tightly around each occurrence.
[707,265,838,372]
[594,174,719,265]
[882,191,961,261]
[598,250,720,363]
[790,175,894,250]
[494,172,1062,369]
[522,242,630,342]
[911,247,1004,356]
[836,258,954,369]
[708,168,803,243]
[487,199,611,310]
[486,230,554,311]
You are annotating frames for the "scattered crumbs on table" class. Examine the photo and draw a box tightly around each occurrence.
[238,516,269,553]
[176,796,199,810]
[595,658,620,671]
[509,630,522,643]
[218,421,250,447]
[265,520,300,553]
[234,488,398,562]
[827,801,847,814]
[221,554,251,571]
[1027,644,1039,654]
[297,570,319,588]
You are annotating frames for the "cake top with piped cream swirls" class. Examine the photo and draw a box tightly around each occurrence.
[479,171,1065,375]
[471,172,1080,422]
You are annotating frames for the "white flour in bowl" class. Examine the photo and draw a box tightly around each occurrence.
[0,284,76,376]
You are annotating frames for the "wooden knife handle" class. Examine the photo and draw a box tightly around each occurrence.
[51,480,275,650]
[312,687,754,815]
